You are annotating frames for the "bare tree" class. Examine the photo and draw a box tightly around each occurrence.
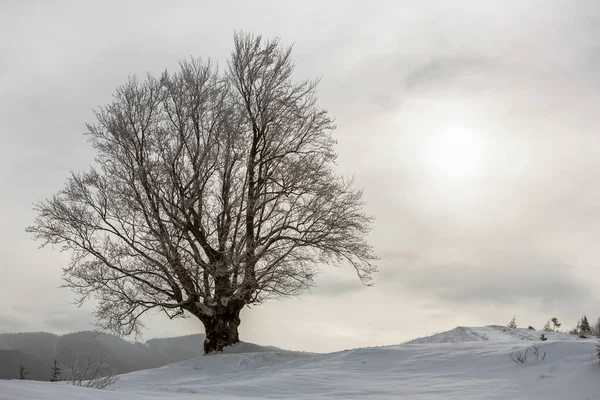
[65,350,119,389]
[27,32,377,353]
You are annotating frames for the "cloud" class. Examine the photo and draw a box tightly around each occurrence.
[307,276,366,298]
[8,301,95,335]
[404,56,497,93]
[381,252,596,317]
[41,314,95,334]
[0,316,35,333]
[2,0,600,352]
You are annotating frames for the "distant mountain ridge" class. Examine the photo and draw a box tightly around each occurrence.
[0,331,205,381]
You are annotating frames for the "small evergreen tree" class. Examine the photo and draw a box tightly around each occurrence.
[540,333,547,341]
[19,359,28,380]
[550,317,561,331]
[592,317,600,337]
[596,340,600,362]
[579,315,591,334]
[543,320,552,332]
[50,359,61,382]
[577,321,587,338]
[508,316,517,329]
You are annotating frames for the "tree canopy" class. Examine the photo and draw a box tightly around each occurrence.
[27,32,377,352]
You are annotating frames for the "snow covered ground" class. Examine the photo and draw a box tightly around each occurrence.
[1,326,598,399]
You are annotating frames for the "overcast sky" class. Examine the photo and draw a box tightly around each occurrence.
[1,0,600,352]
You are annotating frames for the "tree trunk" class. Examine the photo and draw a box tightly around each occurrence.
[201,305,242,354]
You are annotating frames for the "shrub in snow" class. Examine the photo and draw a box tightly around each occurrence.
[510,349,528,364]
[65,350,119,389]
[508,316,517,329]
[528,326,535,330]
[540,333,547,341]
[531,346,546,360]
[509,346,546,364]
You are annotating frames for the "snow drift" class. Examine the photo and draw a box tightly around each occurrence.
[1,326,598,399]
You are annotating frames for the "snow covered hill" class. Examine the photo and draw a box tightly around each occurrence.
[1,326,598,399]
[0,331,207,380]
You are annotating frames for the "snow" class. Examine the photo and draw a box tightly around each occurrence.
[1,326,598,399]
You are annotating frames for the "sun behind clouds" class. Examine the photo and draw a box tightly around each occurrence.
[428,127,484,179]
